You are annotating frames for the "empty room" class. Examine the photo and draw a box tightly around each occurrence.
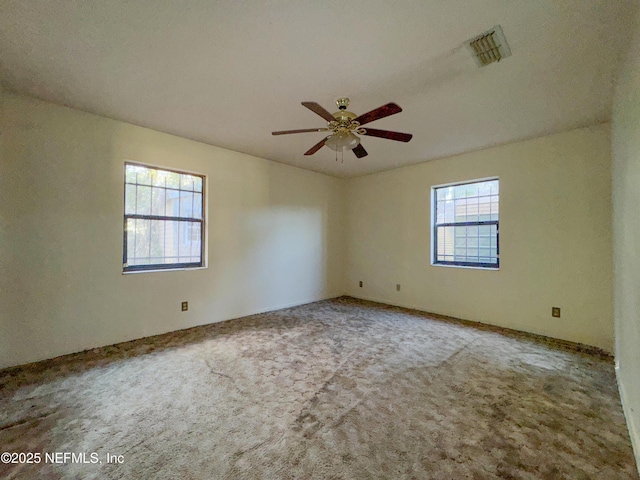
[1,1,639,478]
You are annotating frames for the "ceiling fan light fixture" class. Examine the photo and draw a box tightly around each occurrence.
[325,132,360,152]
[273,98,411,159]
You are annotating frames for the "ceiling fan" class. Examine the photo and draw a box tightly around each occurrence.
[272,98,413,158]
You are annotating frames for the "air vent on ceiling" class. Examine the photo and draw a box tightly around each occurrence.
[465,25,511,67]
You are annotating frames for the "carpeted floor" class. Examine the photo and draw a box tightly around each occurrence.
[0,297,637,479]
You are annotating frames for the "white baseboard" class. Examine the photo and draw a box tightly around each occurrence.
[616,366,640,476]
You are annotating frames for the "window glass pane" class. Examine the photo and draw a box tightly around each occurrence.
[194,177,203,193]
[180,192,194,218]
[151,187,166,216]
[125,184,137,214]
[126,219,136,263]
[444,226,455,256]
[454,187,466,199]
[193,193,203,220]
[136,186,151,215]
[454,198,466,221]
[152,169,168,187]
[150,221,165,260]
[466,197,479,222]
[463,183,479,198]
[135,167,152,186]
[478,182,492,196]
[166,221,180,259]
[178,222,187,257]
[190,224,202,249]
[177,222,200,258]
[439,186,453,200]
[134,219,150,261]
[165,189,180,217]
[166,172,180,189]
[444,200,455,223]
[479,225,491,236]
[125,166,138,184]
[478,196,491,221]
[180,174,195,191]
[125,164,152,185]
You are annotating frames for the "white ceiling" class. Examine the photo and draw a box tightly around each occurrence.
[0,1,634,177]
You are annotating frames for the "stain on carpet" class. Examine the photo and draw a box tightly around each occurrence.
[0,297,637,479]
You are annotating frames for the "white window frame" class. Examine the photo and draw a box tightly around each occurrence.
[431,177,499,270]
[123,162,206,273]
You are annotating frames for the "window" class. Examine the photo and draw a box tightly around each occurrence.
[123,163,205,272]
[432,178,499,268]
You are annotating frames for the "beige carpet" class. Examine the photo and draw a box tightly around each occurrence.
[0,297,637,479]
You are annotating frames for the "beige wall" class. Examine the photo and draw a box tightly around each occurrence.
[612,0,640,468]
[0,88,634,462]
[0,92,623,393]
[345,124,614,352]
[0,93,346,369]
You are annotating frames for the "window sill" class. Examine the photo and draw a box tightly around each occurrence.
[431,262,499,271]
[122,266,208,275]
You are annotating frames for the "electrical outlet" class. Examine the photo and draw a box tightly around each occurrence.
[359,281,363,288]
[552,307,560,318]
[396,284,401,291]
[181,301,188,312]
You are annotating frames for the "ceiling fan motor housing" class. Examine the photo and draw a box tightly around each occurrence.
[332,110,357,123]
[329,110,362,140]
[329,99,360,133]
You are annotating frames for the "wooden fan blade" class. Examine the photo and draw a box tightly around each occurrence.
[301,102,336,122]
[272,128,329,135]
[362,128,413,142]
[352,143,368,158]
[354,103,402,126]
[304,137,328,155]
